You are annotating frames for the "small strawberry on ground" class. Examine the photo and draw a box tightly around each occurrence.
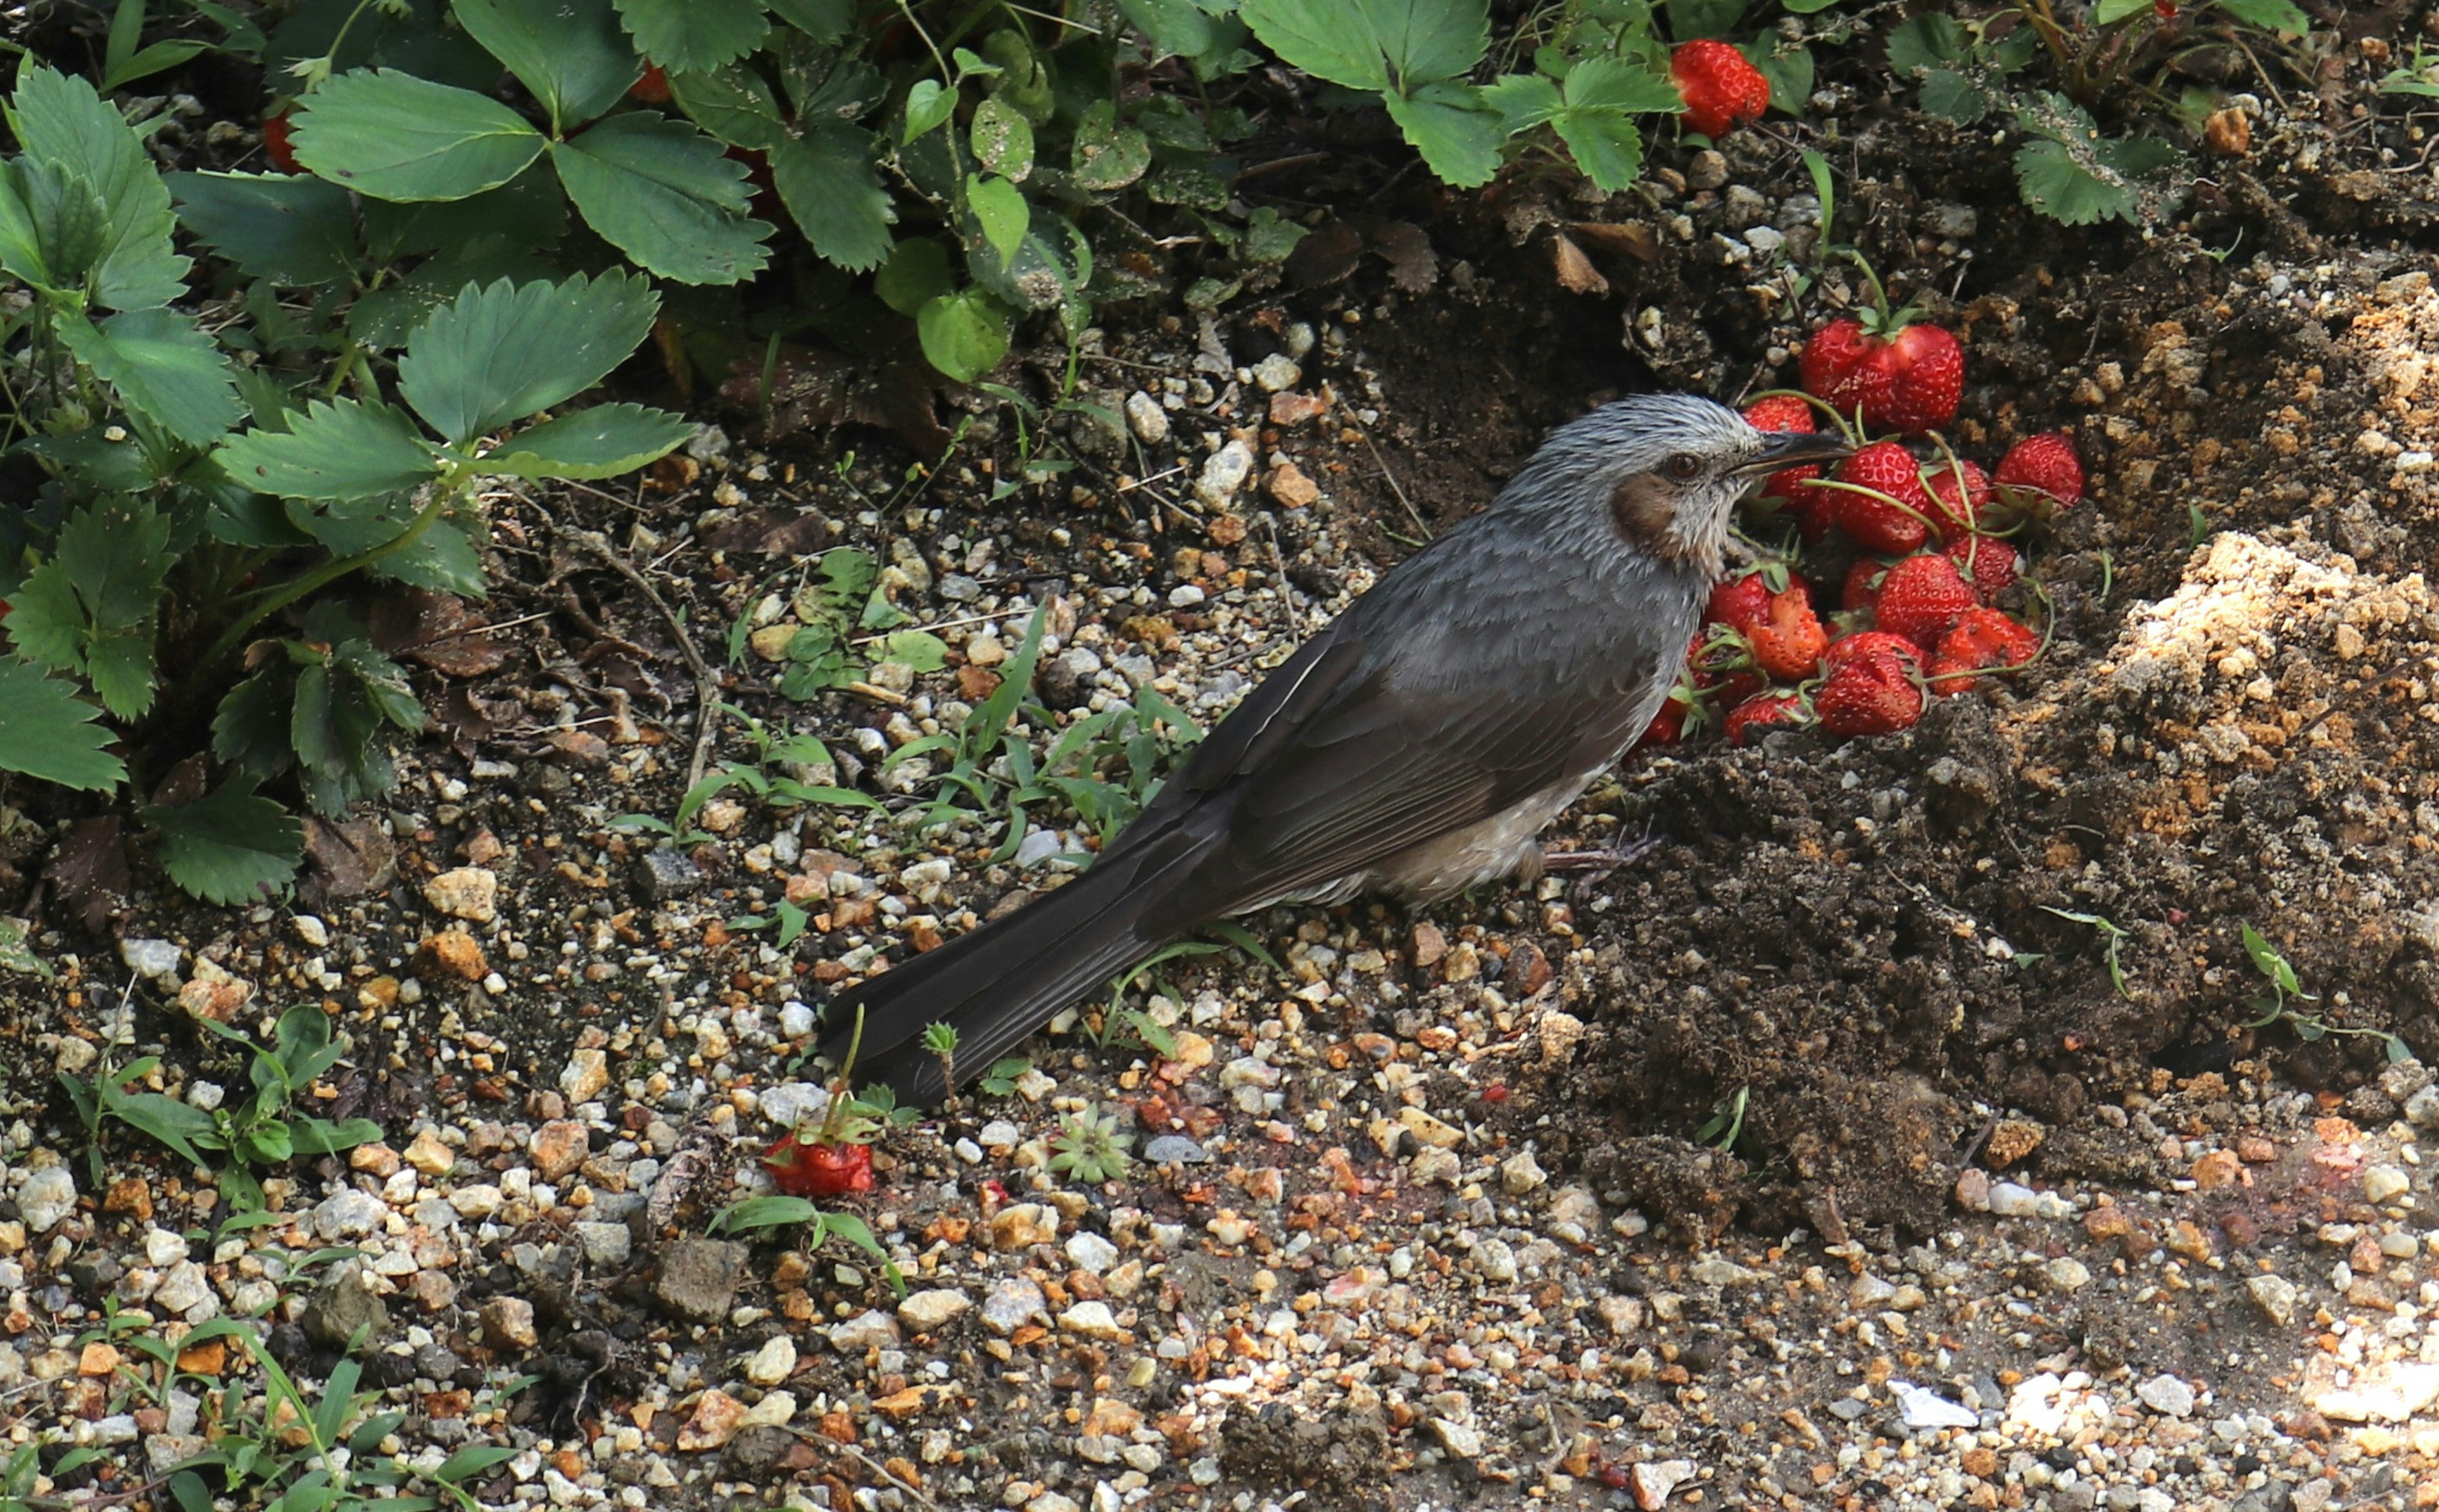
[1995,431,2085,509]
[1797,256,1964,434]
[1929,606,2041,693]
[1945,534,2021,602]
[1725,691,1810,746]
[1817,650,1925,737]
[1924,456,1992,538]
[1671,41,1771,138]
[1824,630,1924,676]
[1706,569,1778,638]
[1829,441,1934,554]
[1740,396,1834,535]
[1842,557,1890,612]
[1748,584,1829,681]
[764,1011,885,1198]
[1876,552,1980,650]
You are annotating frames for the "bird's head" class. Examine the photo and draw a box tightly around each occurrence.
[1506,394,1851,579]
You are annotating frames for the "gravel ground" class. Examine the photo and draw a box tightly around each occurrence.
[11,30,2439,1512]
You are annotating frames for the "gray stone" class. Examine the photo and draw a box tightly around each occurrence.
[1124,391,1169,445]
[2247,1273,2299,1327]
[827,1308,902,1353]
[899,1289,972,1331]
[302,1265,389,1351]
[1144,1135,1207,1163]
[653,1238,749,1323]
[574,1221,632,1267]
[151,1260,214,1317]
[119,938,182,980]
[1195,439,1255,507]
[634,848,704,900]
[981,1278,1047,1335]
[2138,1373,2196,1417]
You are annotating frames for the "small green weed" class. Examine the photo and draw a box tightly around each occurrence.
[709,1195,906,1294]
[2040,906,2134,1000]
[2240,921,2409,1063]
[59,1004,380,1210]
[1697,1085,1751,1151]
[1049,1104,1132,1184]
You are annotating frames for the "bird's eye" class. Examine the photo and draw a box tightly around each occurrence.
[1666,452,1703,480]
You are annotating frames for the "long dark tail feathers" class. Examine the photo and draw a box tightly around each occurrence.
[815,833,1210,1104]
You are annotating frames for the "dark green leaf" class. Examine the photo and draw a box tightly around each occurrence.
[1562,57,1682,114]
[49,494,172,630]
[1740,38,1812,116]
[768,0,851,42]
[218,399,439,500]
[2214,0,2308,30]
[104,39,213,91]
[1071,101,1152,191]
[1666,0,1747,38]
[1382,81,1504,188]
[479,403,694,479]
[1239,0,1488,91]
[1119,0,1248,67]
[292,69,548,203]
[105,1092,218,1168]
[1919,68,1994,124]
[903,79,958,144]
[7,65,189,308]
[915,288,1011,382]
[971,97,1035,181]
[146,774,303,904]
[666,62,789,151]
[770,126,895,272]
[213,671,293,778]
[1886,14,1969,73]
[346,233,561,351]
[58,307,243,445]
[0,658,124,791]
[455,0,639,130]
[1481,72,1562,133]
[965,174,1030,265]
[0,158,109,294]
[873,237,953,315]
[169,171,359,285]
[1552,110,1643,194]
[551,112,774,284]
[616,0,770,74]
[398,271,661,443]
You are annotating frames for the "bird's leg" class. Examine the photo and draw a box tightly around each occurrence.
[1539,821,1663,887]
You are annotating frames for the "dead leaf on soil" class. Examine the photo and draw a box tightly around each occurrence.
[1286,220,1364,288]
[1551,232,1608,295]
[1369,220,1438,293]
[1571,220,1660,262]
[45,815,127,935]
[700,507,831,556]
[304,816,396,899]
[371,591,509,678]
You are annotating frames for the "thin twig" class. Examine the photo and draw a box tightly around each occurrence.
[526,500,725,789]
[1340,406,1430,538]
[784,1424,941,1509]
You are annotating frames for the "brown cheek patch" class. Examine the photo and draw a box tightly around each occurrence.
[1608,474,1723,578]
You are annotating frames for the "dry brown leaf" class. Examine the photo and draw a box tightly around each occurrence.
[1551,232,1608,295]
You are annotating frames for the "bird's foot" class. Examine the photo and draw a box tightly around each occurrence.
[1540,830,1663,889]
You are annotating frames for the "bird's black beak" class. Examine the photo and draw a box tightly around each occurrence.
[1735,430,1853,474]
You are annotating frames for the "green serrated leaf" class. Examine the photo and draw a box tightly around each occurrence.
[1886,14,1969,74]
[1382,81,1504,188]
[1239,0,1486,91]
[147,774,302,904]
[874,237,954,314]
[0,657,124,790]
[1919,68,1994,124]
[58,307,242,445]
[455,0,639,131]
[55,493,174,629]
[770,126,895,272]
[218,399,439,500]
[1562,57,1682,114]
[291,69,548,203]
[1120,0,1249,69]
[8,65,190,308]
[769,0,852,43]
[615,0,772,75]
[1552,110,1643,194]
[168,171,359,286]
[479,403,694,479]
[1741,38,1812,116]
[213,670,292,778]
[551,112,774,284]
[666,62,789,151]
[1481,72,1562,133]
[399,271,661,443]
[2214,0,2308,30]
[0,159,108,296]
[915,289,1010,382]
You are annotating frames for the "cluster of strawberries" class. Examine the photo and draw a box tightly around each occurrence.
[1643,297,2085,746]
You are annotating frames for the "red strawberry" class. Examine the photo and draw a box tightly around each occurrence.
[1816,651,1924,737]
[1740,396,1834,527]
[764,1132,874,1197]
[1749,584,1828,681]
[1831,441,1932,554]
[1799,318,1878,418]
[631,62,672,104]
[1870,324,1964,434]
[1923,457,1992,539]
[1824,630,1923,676]
[1797,309,1964,434]
[1671,41,1771,139]
[1875,553,1980,650]
[1706,570,1777,638]
[1929,606,2041,693]
[263,110,301,174]
[1843,557,1891,612]
[1995,431,2085,508]
[1725,691,1810,747]
[1636,638,1707,749]
[1945,534,2020,602]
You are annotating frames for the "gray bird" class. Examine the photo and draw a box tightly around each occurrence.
[822,393,1848,1101]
